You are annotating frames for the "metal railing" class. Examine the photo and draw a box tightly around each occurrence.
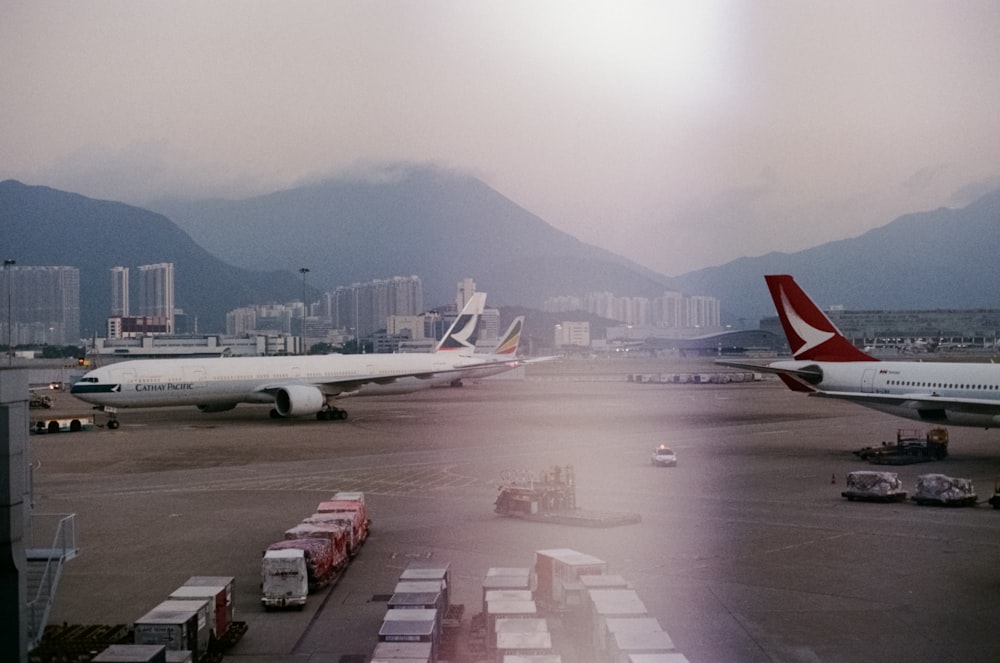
[25,512,77,649]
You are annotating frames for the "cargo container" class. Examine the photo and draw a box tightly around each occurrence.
[389,590,445,614]
[534,549,607,609]
[485,600,538,650]
[400,560,452,610]
[497,630,554,660]
[370,640,433,662]
[174,577,233,643]
[378,608,439,661]
[500,656,562,663]
[610,630,677,663]
[154,600,209,661]
[133,602,204,663]
[91,644,167,663]
[587,589,648,652]
[260,548,308,609]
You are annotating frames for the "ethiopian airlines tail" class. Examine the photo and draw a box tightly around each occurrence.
[765,275,876,362]
[493,317,524,356]
[434,293,486,353]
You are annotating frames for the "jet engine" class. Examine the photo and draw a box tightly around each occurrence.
[274,385,325,417]
[196,403,238,413]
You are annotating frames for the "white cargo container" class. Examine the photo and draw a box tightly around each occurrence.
[610,630,677,663]
[588,589,648,651]
[400,560,451,610]
[155,600,210,660]
[168,587,220,641]
[534,549,607,609]
[370,640,433,661]
[92,644,166,662]
[496,630,553,659]
[486,600,538,649]
[261,548,308,609]
[182,577,234,627]
[133,603,204,663]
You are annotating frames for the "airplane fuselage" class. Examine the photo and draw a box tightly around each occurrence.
[71,352,511,411]
[774,359,1000,428]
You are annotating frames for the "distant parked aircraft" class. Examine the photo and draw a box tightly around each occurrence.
[71,293,525,427]
[718,275,1000,429]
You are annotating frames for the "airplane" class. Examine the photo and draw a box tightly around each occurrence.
[70,293,524,427]
[717,274,1000,429]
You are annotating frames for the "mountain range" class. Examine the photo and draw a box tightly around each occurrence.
[2,166,1000,339]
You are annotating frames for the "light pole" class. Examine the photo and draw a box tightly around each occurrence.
[299,267,310,354]
[4,259,14,366]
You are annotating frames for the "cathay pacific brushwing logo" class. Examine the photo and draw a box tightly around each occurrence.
[780,286,833,356]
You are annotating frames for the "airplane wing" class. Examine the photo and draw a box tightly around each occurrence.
[257,358,520,397]
[715,359,822,383]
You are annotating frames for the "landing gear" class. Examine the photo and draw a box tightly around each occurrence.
[316,407,348,421]
[101,407,120,429]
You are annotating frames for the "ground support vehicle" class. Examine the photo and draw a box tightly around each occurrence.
[854,428,948,465]
[989,477,1000,509]
[841,471,908,502]
[651,444,678,466]
[260,548,309,610]
[30,415,94,434]
[911,473,978,507]
[494,465,641,527]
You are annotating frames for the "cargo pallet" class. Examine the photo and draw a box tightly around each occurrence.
[28,620,248,662]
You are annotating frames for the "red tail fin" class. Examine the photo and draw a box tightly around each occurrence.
[765,275,876,362]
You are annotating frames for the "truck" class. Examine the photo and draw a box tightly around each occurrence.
[261,548,309,610]
[30,415,95,434]
[854,428,948,464]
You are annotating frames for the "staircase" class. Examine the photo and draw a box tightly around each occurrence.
[25,513,78,649]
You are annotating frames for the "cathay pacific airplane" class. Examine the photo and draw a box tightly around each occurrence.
[71,293,523,427]
[718,275,1000,429]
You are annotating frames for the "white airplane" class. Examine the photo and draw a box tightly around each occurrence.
[718,275,1000,429]
[70,293,524,427]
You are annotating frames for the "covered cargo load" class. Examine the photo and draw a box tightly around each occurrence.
[911,473,978,506]
[316,499,369,548]
[285,521,350,566]
[266,537,341,591]
[841,471,907,502]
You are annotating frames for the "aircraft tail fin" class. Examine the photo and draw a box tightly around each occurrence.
[435,293,486,353]
[492,317,524,356]
[765,275,877,362]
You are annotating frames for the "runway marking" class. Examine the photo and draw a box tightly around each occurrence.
[87,464,492,498]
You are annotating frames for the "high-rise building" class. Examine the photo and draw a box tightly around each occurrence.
[137,262,175,333]
[456,277,476,312]
[0,265,80,346]
[110,266,130,316]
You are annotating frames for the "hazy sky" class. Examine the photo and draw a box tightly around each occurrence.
[3,1,1000,276]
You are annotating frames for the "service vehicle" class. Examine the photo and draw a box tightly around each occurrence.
[651,445,678,467]
[261,548,308,610]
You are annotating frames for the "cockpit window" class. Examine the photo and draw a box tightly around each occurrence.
[78,377,99,383]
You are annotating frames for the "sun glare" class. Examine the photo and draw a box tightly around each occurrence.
[531,0,730,98]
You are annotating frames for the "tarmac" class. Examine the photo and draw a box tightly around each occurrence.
[27,357,1000,662]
